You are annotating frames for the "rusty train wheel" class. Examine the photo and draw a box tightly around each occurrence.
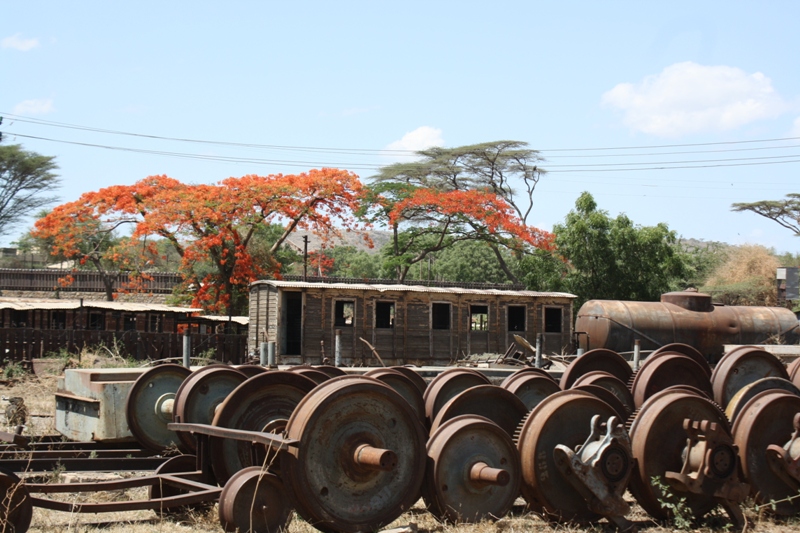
[289,366,331,385]
[364,368,426,424]
[559,349,632,390]
[314,365,347,378]
[630,354,714,409]
[390,365,428,396]
[501,366,559,387]
[650,344,711,378]
[423,415,521,523]
[210,371,317,484]
[711,347,789,408]
[725,377,800,424]
[219,466,293,533]
[173,366,247,453]
[236,364,269,378]
[627,389,730,520]
[281,376,426,533]
[0,469,32,533]
[125,364,191,453]
[149,454,212,516]
[516,390,621,523]
[429,384,529,439]
[571,370,635,416]
[732,390,800,515]
[787,358,800,384]
[501,372,560,411]
[573,384,630,420]
[423,368,491,423]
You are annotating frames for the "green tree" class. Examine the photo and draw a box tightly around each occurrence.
[325,245,382,279]
[370,141,549,283]
[416,240,513,284]
[520,192,689,308]
[0,144,59,237]
[732,194,800,236]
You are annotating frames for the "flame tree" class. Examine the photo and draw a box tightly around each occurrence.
[33,169,366,313]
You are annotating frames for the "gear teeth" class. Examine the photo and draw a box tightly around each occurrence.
[514,411,533,446]
[625,407,642,432]
[626,369,638,392]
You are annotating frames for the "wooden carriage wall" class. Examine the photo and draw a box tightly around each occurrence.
[248,280,576,366]
[0,298,248,364]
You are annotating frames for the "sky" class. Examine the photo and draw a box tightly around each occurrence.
[2,1,799,255]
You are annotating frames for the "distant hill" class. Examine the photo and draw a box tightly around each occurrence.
[284,230,392,255]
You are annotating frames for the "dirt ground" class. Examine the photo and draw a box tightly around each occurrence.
[2,372,799,533]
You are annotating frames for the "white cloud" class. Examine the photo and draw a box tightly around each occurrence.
[13,98,55,115]
[602,62,788,137]
[385,126,444,152]
[2,33,39,51]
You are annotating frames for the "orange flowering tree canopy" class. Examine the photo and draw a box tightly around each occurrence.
[34,169,367,313]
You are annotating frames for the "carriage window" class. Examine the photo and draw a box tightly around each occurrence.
[375,302,395,329]
[544,307,562,333]
[508,306,525,332]
[470,305,489,331]
[88,312,105,330]
[123,314,136,331]
[432,303,450,330]
[148,314,162,333]
[334,301,355,327]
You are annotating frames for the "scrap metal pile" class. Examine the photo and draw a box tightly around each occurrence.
[3,343,800,532]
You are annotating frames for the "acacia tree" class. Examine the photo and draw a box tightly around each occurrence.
[379,188,552,282]
[0,144,59,237]
[34,169,366,313]
[370,141,549,282]
[732,194,800,236]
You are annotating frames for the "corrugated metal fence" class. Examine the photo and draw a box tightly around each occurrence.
[0,328,247,365]
[0,269,181,294]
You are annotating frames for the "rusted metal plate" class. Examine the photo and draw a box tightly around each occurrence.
[423,415,520,523]
[281,376,426,533]
[56,368,147,443]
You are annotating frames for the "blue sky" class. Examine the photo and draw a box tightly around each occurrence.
[3,1,799,254]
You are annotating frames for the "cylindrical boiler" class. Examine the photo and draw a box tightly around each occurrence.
[575,291,799,362]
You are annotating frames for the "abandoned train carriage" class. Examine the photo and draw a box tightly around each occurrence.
[248,280,576,366]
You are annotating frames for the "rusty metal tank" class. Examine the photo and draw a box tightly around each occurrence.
[575,291,799,362]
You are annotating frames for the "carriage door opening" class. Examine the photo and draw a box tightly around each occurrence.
[283,292,303,355]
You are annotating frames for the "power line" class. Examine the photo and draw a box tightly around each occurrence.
[7,131,800,175]
[4,111,800,159]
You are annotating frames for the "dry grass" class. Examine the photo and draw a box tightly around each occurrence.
[3,371,799,533]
